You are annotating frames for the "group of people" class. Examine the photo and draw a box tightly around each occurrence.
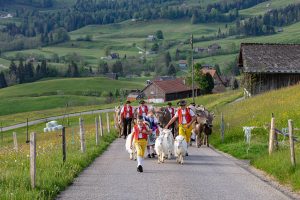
[119,99,197,173]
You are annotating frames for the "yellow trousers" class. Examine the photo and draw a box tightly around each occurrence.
[179,124,192,143]
[134,139,147,157]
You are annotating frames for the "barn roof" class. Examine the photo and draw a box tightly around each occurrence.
[239,43,300,73]
[143,78,191,94]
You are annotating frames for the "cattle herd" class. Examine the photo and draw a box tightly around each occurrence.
[115,104,215,164]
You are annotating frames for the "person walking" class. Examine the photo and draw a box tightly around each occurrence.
[137,100,148,118]
[167,102,176,137]
[144,110,159,158]
[130,116,152,172]
[120,100,134,139]
[165,100,196,156]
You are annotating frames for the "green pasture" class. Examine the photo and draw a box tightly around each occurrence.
[240,0,300,16]
[0,77,144,98]
[0,58,10,69]
[194,53,238,73]
[0,77,144,117]
[211,84,300,191]
[0,111,117,199]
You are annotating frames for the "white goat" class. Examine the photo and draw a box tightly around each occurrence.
[154,135,165,163]
[162,128,174,159]
[125,132,137,160]
[174,135,188,164]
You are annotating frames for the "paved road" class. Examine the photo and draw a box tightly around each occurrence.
[1,109,114,132]
[57,139,294,200]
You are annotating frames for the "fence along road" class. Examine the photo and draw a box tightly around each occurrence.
[1,108,114,132]
[57,139,297,200]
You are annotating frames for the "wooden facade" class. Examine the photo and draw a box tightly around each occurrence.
[143,79,200,103]
[239,43,300,95]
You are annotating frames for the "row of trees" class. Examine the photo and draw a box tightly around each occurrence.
[7,59,56,84]
[0,0,53,7]
[235,3,300,36]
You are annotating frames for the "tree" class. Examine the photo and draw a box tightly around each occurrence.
[167,64,176,76]
[151,43,159,52]
[230,77,239,90]
[164,51,171,67]
[104,46,111,56]
[98,61,109,74]
[66,61,80,77]
[156,30,164,39]
[196,71,214,94]
[111,61,123,76]
[0,72,7,88]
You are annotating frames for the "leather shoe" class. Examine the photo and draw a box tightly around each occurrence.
[137,165,143,172]
[186,152,189,156]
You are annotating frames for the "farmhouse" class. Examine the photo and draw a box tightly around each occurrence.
[142,78,200,103]
[178,60,187,68]
[201,67,227,93]
[238,43,300,96]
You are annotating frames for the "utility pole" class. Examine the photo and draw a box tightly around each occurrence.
[190,34,195,103]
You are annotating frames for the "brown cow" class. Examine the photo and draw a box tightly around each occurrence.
[194,106,214,147]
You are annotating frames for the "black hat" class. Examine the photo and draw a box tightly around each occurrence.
[167,102,172,106]
[137,115,144,120]
[177,100,187,106]
[139,100,146,104]
[126,100,131,104]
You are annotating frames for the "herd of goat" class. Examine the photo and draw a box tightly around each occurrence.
[115,104,215,164]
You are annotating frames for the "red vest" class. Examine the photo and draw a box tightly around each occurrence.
[133,124,148,140]
[168,107,175,117]
[123,105,133,119]
[138,105,148,116]
[178,108,192,124]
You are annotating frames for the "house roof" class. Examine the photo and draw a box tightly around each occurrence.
[143,78,191,94]
[201,68,217,77]
[239,43,300,73]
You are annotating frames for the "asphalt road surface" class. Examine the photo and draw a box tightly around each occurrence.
[57,139,294,200]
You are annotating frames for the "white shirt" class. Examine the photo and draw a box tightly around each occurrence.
[174,108,195,124]
[138,106,147,117]
[120,105,131,118]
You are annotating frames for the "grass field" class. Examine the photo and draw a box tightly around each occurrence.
[0,77,145,117]
[240,0,300,16]
[211,84,300,191]
[0,111,117,199]
[0,57,10,69]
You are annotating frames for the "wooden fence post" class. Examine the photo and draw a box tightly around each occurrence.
[62,127,66,162]
[288,119,296,167]
[221,113,225,143]
[106,113,110,134]
[95,117,99,145]
[99,115,103,137]
[13,132,18,152]
[269,114,275,155]
[30,132,36,189]
[79,118,86,153]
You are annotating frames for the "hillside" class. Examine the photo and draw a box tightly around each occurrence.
[211,84,300,191]
[0,77,145,116]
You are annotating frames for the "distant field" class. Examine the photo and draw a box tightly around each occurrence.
[194,53,238,73]
[0,77,145,116]
[240,0,300,16]
[0,58,10,69]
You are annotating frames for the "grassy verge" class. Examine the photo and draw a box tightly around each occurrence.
[0,112,117,199]
[211,84,300,191]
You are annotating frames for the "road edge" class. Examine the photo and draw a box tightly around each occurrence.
[209,145,300,200]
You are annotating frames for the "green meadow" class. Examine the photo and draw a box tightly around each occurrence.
[211,84,300,191]
[240,0,300,16]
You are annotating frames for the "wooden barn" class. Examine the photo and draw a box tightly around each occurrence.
[142,78,200,103]
[238,43,300,96]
